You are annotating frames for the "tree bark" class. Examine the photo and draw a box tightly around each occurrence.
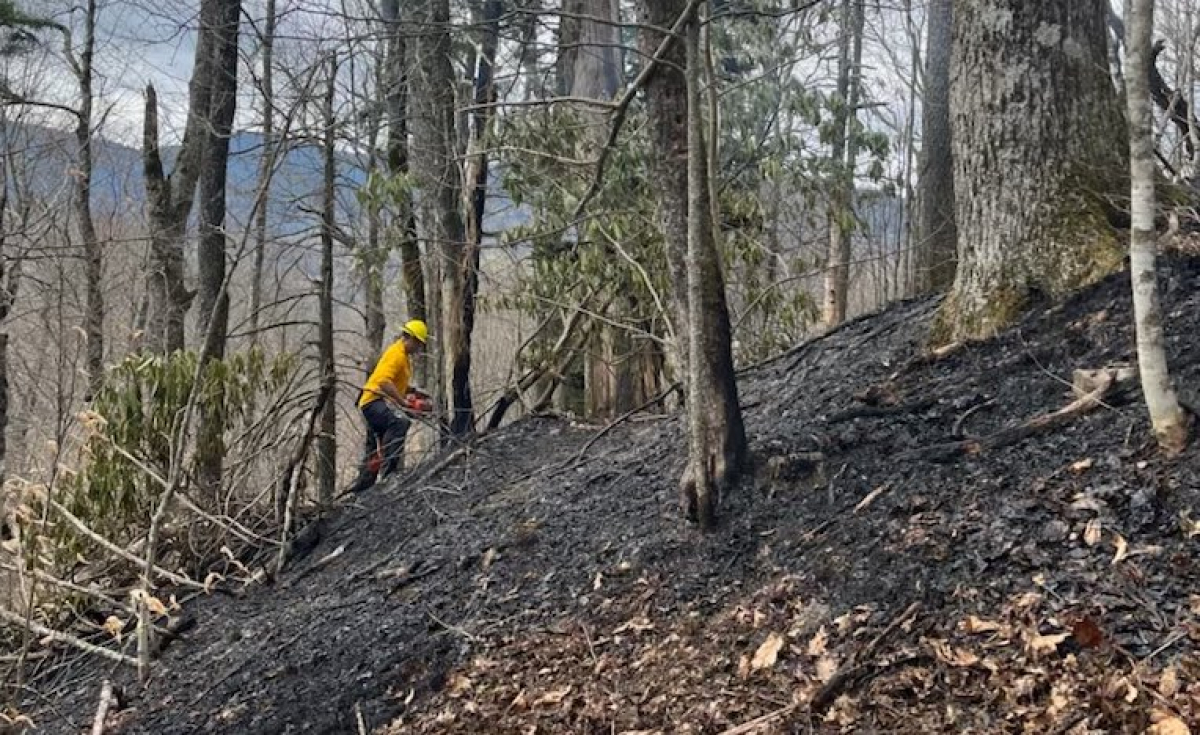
[249,0,276,350]
[940,0,1126,341]
[74,0,103,397]
[410,0,464,422]
[1126,0,1189,454]
[317,55,338,502]
[916,0,956,294]
[195,0,240,499]
[681,14,746,529]
[639,0,692,378]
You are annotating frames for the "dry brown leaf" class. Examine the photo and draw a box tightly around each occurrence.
[1190,596,1200,617]
[447,673,473,697]
[145,595,168,617]
[736,654,751,680]
[1112,534,1129,565]
[815,655,838,683]
[1013,592,1043,610]
[1071,617,1104,648]
[510,690,529,709]
[1180,511,1200,539]
[534,685,573,706]
[928,638,980,667]
[1159,668,1180,698]
[1070,457,1094,474]
[807,626,829,657]
[102,615,125,641]
[1027,631,1070,656]
[961,615,1002,634]
[751,632,785,671]
[1084,518,1102,546]
[1146,712,1190,735]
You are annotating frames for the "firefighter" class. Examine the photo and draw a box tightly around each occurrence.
[346,319,428,493]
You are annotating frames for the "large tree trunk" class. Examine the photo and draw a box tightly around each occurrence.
[1126,0,1189,454]
[410,0,465,424]
[317,56,338,502]
[74,0,103,397]
[940,0,1126,341]
[821,0,864,327]
[249,0,276,350]
[639,0,691,379]
[916,0,956,294]
[195,0,240,499]
[681,14,746,530]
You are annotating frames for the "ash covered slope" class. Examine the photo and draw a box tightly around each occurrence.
[49,257,1200,733]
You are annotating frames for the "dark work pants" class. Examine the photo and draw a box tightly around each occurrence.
[358,400,412,480]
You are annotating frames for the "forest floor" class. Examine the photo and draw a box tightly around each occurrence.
[28,255,1200,734]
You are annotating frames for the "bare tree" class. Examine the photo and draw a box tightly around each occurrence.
[916,0,956,293]
[195,0,241,497]
[317,53,338,503]
[248,0,276,350]
[822,0,864,326]
[1126,0,1190,454]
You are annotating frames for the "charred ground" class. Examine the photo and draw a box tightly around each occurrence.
[33,255,1200,733]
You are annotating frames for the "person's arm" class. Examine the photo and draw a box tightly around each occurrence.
[377,380,405,405]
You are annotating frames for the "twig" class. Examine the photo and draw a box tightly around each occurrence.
[0,608,137,668]
[951,398,997,438]
[355,702,368,735]
[426,610,478,643]
[809,602,922,713]
[90,679,115,735]
[47,500,204,591]
[579,621,599,668]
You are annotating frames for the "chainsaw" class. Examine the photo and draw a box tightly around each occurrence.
[398,387,435,416]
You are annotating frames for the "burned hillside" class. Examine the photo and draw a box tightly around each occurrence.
[33,255,1200,734]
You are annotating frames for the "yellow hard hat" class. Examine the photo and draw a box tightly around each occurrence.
[401,319,428,344]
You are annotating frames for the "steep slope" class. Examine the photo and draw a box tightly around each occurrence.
[35,256,1200,733]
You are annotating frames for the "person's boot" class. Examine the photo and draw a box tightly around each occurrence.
[346,469,377,494]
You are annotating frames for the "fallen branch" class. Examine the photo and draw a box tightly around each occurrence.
[90,679,115,735]
[0,608,137,667]
[809,601,922,714]
[901,371,1116,463]
[827,397,936,424]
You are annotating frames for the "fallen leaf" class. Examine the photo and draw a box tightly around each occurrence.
[1013,592,1043,610]
[807,626,828,657]
[1070,495,1107,513]
[1027,631,1070,656]
[1071,617,1104,648]
[815,655,838,683]
[1112,534,1129,565]
[751,632,785,671]
[1191,596,1200,617]
[1159,667,1180,698]
[102,616,125,641]
[928,638,980,667]
[447,673,473,697]
[737,654,751,680]
[1071,457,1094,473]
[1180,511,1200,539]
[534,685,572,706]
[1084,519,1102,546]
[961,615,1002,634]
[1147,713,1190,735]
[613,618,655,635]
[510,690,529,709]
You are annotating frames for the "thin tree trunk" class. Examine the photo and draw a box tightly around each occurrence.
[72,0,104,397]
[382,0,426,327]
[364,59,385,367]
[249,0,276,350]
[822,0,863,326]
[195,0,241,499]
[681,14,746,530]
[916,0,956,294]
[452,0,502,435]
[317,55,338,503]
[1126,0,1189,454]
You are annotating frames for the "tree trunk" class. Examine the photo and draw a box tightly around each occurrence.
[940,0,1126,341]
[249,0,276,350]
[382,0,425,327]
[681,14,746,529]
[74,0,103,397]
[410,0,464,422]
[916,0,956,294]
[1126,0,1189,454]
[639,0,692,379]
[317,56,338,503]
[363,58,385,368]
[451,0,502,435]
[195,0,240,499]
[821,0,863,327]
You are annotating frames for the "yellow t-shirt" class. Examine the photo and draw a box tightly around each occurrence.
[359,339,411,408]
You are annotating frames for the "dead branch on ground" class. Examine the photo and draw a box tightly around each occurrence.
[0,608,137,667]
